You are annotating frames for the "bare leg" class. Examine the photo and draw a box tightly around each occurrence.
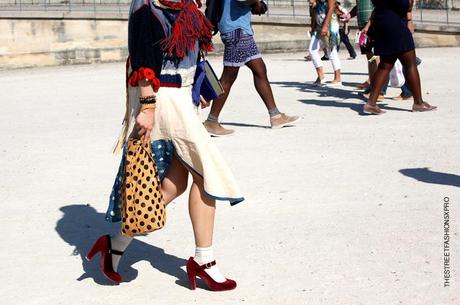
[208,66,240,118]
[188,172,216,247]
[397,50,429,107]
[333,69,342,83]
[315,66,325,83]
[245,58,277,111]
[186,172,233,284]
[398,50,436,111]
[367,52,378,83]
[162,155,189,205]
[244,57,300,127]
[109,154,189,271]
[365,55,397,113]
[204,66,240,135]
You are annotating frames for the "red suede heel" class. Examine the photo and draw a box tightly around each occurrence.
[186,257,237,292]
[86,235,123,284]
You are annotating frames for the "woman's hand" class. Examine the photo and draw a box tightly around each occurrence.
[342,12,351,23]
[136,79,156,145]
[321,24,329,36]
[135,108,155,145]
[407,20,415,33]
[362,20,371,34]
[200,95,210,109]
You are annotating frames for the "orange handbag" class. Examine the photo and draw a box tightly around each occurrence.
[120,139,166,236]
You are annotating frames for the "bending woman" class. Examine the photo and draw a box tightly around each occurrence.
[309,0,342,86]
[364,0,436,114]
[86,0,243,291]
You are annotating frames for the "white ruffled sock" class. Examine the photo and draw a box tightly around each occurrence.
[110,233,133,271]
[194,246,226,283]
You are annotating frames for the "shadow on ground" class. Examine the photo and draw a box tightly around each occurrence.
[221,121,269,129]
[56,204,190,288]
[324,71,368,76]
[399,168,460,188]
[271,81,411,115]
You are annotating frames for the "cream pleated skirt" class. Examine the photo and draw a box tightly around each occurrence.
[152,86,244,203]
[106,85,244,222]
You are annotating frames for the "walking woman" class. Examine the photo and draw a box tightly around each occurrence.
[308,0,342,86]
[364,0,436,114]
[86,0,243,291]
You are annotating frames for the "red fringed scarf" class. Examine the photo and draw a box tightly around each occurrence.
[159,0,214,59]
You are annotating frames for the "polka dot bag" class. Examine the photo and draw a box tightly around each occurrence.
[120,138,166,237]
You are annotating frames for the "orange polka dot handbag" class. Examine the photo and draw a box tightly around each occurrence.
[120,138,166,237]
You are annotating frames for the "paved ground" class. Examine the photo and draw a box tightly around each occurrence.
[0,47,459,305]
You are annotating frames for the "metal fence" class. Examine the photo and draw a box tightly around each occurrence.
[1,0,459,25]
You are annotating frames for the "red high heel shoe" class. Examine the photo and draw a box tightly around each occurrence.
[86,235,124,284]
[186,257,237,291]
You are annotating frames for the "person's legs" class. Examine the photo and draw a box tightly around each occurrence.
[328,47,342,84]
[340,29,357,58]
[399,81,413,98]
[188,173,215,248]
[397,50,422,104]
[364,55,397,113]
[161,154,190,204]
[204,66,240,136]
[309,35,325,84]
[188,172,228,283]
[363,74,388,101]
[366,52,378,85]
[399,56,421,98]
[381,77,389,96]
[397,50,423,105]
[208,66,240,119]
[245,58,277,111]
[357,52,376,89]
[397,50,436,110]
[110,155,189,271]
[399,50,423,104]
[109,233,132,272]
[243,57,300,127]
